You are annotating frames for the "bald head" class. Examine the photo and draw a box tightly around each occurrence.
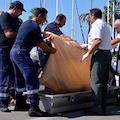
[114,19,120,26]
[114,19,120,33]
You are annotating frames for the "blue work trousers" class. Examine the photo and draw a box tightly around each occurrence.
[10,45,39,105]
[0,48,14,107]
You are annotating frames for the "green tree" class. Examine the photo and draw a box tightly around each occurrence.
[28,8,37,20]
[79,13,90,43]
[79,13,90,31]
[103,0,120,27]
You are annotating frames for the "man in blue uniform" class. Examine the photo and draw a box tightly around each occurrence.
[39,14,72,70]
[10,8,56,117]
[44,14,73,39]
[44,14,66,36]
[0,1,26,112]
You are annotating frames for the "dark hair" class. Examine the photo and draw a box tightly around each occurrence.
[34,8,47,17]
[90,8,102,19]
[56,14,66,21]
[9,5,19,11]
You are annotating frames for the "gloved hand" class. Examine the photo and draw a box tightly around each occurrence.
[47,35,54,42]
[43,35,54,42]
[80,44,88,49]
[81,52,90,62]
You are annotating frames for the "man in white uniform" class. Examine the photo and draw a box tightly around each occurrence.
[81,8,112,115]
[111,19,120,46]
[111,19,120,84]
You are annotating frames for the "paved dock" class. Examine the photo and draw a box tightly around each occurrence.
[0,104,120,120]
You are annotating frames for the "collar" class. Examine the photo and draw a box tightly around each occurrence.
[53,21,59,28]
[91,18,101,27]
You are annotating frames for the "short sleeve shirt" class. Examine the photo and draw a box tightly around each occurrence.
[116,33,120,38]
[88,19,112,50]
[44,21,63,36]
[115,33,120,50]
[0,12,21,49]
[14,20,43,51]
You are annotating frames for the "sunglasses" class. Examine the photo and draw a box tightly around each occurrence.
[43,17,46,21]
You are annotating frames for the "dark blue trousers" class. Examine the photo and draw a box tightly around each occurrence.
[0,48,14,107]
[10,45,39,105]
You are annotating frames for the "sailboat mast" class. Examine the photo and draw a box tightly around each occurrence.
[90,0,92,9]
[5,0,8,12]
[107,0,109,26]
[10,0,12,4]
[71,0,74,39]
[40,0,42,8]
[112,1,115,39]
[56,0,58,16]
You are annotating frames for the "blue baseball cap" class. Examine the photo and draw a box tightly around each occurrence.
[11,1,26,12]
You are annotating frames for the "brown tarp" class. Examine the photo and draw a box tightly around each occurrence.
[39,32,91,93]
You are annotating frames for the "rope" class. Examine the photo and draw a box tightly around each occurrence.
[74,0,85,43]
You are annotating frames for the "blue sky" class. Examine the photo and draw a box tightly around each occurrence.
[0,0,109,43]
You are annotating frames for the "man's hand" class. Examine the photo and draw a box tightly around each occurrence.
[47,35,54,42]
[80,44,88,49]
[42,32,51,37]
[43,35,54,42]
[81,52,89,62]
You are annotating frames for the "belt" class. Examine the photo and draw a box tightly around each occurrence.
[97,49,110,51]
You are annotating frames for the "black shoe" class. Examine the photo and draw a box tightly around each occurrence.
[28,105,52,117]
[0,106,11,112]
[15,99,30,111]
[15,104,30,111]
[15,102,30,111]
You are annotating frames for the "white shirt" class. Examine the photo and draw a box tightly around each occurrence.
[114,33,120,51]
[88,19,112,50]
[116,33,120,38]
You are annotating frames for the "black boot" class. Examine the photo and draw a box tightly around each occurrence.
[0,103,11,112]
[15,99,29,111]
[0,105,11,112]
[28,105,52,117]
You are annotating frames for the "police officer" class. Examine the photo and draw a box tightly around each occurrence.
[10,8,56,117]
[0,1,26,112]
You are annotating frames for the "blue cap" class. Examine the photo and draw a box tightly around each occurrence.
[11,1,26,12]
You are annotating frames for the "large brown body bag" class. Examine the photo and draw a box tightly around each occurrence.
[39,32,91,93]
